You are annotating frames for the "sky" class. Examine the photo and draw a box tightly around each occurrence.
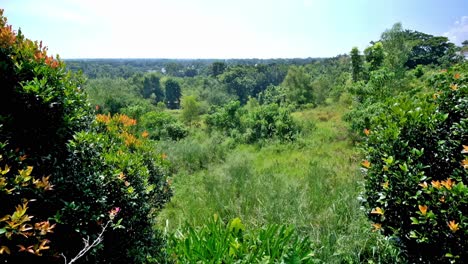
[2,0,468,59]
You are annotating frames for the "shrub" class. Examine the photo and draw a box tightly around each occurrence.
[206,101,299,143]
[0,11,171,263]
[361,65,467,263]
[139,111,188,141]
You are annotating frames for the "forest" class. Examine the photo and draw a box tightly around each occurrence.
[1,8,468,264]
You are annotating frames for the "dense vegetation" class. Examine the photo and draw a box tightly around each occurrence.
[1,8,467,263]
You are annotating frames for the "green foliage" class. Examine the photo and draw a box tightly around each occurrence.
[0,10,91,260]
[365,42,385,72]
[258,84,287,105]
[243,103,299,143]
[206,101,299,143]
[139,111,188,141]
[361,66,467,262]
[404,30,461,69]
[86,77,152,114]
[160,105,402,263]
[206,101,245,136]
[210,61,227,77]
[61,114,172,263]
[282,66,314,105]
[180,95,201,125]
[142,73,164,103]
[351,47,364,82]
[380,23,412,79]
[164,79,181,109]
[0,12,171,262]
[167,216,316,263]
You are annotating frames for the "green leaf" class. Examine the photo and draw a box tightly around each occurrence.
[410,217,419,225]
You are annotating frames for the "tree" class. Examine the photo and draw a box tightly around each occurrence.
[142,74,164,103]
[164,62,182,76]
[350,47,364,82]
[364,42,384,71]
[281,66,314,105]
[181,95,201,125]
[403,30,458,68]
[165,79,181,109]
[380,23,411,78]
[462,40,468,47]
[210,61,227,77]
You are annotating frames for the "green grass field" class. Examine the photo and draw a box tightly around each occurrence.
[158,105,401,263]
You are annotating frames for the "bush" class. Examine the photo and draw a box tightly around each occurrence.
[361,66,467,263]
[206,101,299,143]
[0,11,171,263]
[139,111,188,141]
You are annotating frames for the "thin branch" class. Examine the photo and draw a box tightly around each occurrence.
[62,220,111,264]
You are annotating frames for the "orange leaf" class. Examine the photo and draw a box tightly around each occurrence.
[418,205,428,216]
[372,223,382,231]
[462,159,468,169]
[371,207,384,215]
[462,145,468,154]
[361,160,371,168]
[431,180,442,189]
[363,128,370,136]
[448,220,459,232]
[441,178,454,190]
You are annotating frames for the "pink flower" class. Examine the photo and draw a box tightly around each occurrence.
[109,207,121,219]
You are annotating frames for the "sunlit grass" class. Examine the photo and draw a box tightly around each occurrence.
[158,104,401,263]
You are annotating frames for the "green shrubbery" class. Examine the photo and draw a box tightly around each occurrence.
[0,11,171,263]
[206,101,299,143]
[139,111,188,141]
[361,66,467,262]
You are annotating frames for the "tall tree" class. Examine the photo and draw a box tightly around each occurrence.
[142,74,164,103]
[350,47,364,82]
[403,30,458,68]
[380,23,411,78]
[165,79,181,109]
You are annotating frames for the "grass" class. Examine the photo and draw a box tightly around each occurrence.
[157,104,401,263]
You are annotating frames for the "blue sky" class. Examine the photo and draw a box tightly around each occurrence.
[2,0,468,58]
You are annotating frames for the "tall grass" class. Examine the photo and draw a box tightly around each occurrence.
[158,105,402,263]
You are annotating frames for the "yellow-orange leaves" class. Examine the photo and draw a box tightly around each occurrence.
[448,220,459,232]
[361,160,371,168]
[371,207,384,215]
[418,205,428,216]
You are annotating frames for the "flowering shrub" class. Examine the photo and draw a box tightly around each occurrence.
[361,65,467,262]
[0,10,171,263]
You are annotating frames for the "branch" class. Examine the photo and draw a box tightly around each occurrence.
[61,220,111,264]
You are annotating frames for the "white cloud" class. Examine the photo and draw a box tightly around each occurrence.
[444,16,468,45]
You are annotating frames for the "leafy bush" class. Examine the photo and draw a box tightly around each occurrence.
[361,66,467,263]
[60,114,172,263]
[167,216,316,263]
[0,11,171,263]
[206,101,299,143]
[243,103,299,143]
[139,111,188,141]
